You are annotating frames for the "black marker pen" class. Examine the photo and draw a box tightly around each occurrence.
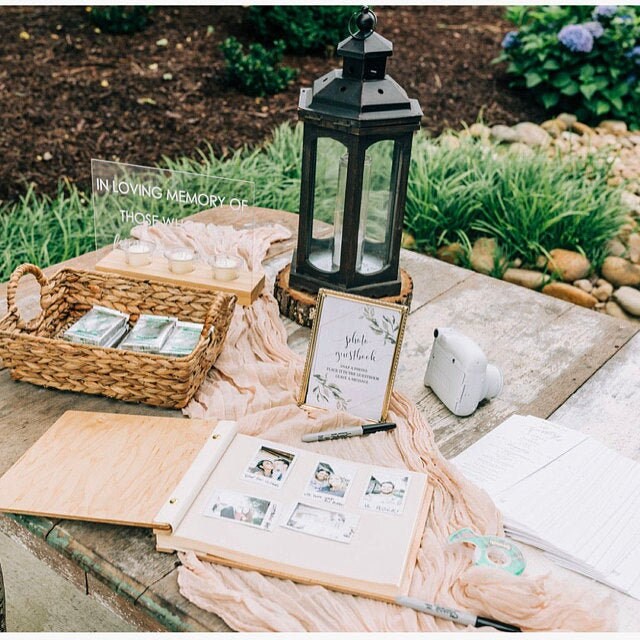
[301,422,396,443]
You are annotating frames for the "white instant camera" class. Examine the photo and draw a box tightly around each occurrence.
[424,327,503,417]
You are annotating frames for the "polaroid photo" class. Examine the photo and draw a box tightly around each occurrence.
[302,460,357,506]
[360,469,410,516]
[282,502,359,544]
[242,444,297,488]
[204,489,278,531]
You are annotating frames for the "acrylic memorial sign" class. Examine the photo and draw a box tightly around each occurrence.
[299,289,408,422]
[91,160,258,289]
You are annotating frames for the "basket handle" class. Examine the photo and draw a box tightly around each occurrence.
[6,263,50,331]
[201,293,237,338]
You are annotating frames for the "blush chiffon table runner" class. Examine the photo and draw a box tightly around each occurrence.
[137,221,614,632]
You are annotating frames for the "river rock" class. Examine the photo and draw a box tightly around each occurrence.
[469,123,490,139]
[601,256,640,287]
[622,190,640,214]
[606,238,627,258]
[542,282,597,308]
[605,301,631,320]
[436,242,464,265]
[557,113,577,128]
[401,231,416,250]
[573,279,593,293]
[490,125,520,144]
[508,142,535,158]
[470,237,502,274]
[592,279,613,302]
[503,268,550,290]
[541,118,566,137]
[572,122,595,137]
[513,122,551,147]
[598,120,628,136]
[628,233,640,263]
[546,248,591,281]
[613,286,640,316]
[439,133,461,150]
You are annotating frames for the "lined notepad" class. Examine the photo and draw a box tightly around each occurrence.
[452,414,640,600]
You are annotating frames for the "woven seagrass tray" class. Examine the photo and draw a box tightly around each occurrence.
[0,263,236,408]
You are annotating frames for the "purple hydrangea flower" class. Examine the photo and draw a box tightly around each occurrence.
[501,30,519,49]
[626,45,640,61]
[593,5,618,20]
[558,24,594,53]
[584,21,605,38]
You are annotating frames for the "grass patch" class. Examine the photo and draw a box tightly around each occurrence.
[0,124,626,282]
[405,135,625,270]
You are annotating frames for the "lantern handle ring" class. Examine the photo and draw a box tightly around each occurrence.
[349,6,377,40]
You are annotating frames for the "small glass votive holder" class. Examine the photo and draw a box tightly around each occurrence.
[210,254,242,282]
[117,238,156,267]
[164,245,197,275]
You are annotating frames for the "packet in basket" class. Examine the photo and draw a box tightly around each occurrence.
[119,314,177,353]
[63,305,129,347]
[159,321,209,357]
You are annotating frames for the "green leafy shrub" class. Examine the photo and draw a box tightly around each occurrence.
[220,37,297,97]
[246,6,355,53]
[87,6,153,34]
[496,5,640,127]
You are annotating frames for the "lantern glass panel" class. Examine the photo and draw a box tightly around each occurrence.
[308,137,347,273]
[358,139,396,275]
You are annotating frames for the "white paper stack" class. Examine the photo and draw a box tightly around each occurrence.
[452,414,640,600]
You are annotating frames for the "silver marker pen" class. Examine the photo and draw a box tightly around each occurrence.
[301,422,396,443]
[396,596,521,632]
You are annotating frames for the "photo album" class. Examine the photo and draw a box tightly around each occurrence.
[0,411,432,601]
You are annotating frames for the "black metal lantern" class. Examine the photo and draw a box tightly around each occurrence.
[289,6,422,298]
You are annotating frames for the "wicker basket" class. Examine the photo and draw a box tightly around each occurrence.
[0,263,236,408]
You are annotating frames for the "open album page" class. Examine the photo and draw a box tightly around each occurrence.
[155,434,431,600]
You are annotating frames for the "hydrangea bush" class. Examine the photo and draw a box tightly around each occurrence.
[497,6,640,127]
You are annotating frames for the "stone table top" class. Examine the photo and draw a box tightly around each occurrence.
[0,208,638,631]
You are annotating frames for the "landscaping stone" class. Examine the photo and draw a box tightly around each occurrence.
[542,282,598,308]
[507,142,535,158]
[605,300,631,320]
[598,120,628,136]
[606,238,627,258]
[572,122,595,137]
[613,286,640,317]
[469,123,490,139]
[470,237,502,275]
[436,242,464,265]
[546,248,591,282]
[503,268,550,290]
[601,256,640,287]
[557,113,577,128]
[490,125,520,144]
[628,233,640,263]
[573,279,593,293]
[592,279,613,302]
[541,118,566,137]
[513,122,551,147]
[622,191,640,214]
[401,231,417,250]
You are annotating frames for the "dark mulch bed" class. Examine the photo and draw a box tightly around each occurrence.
[0,5,545,203]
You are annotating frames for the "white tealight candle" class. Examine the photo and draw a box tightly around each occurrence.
[126,242,153,267]
[212,255,241,281]
[166,248,196,274]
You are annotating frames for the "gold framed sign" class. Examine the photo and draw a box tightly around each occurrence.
[299,289,408,422]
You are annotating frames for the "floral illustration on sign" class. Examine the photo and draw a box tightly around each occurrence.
[362,306,399,345]
[312,374,348,411]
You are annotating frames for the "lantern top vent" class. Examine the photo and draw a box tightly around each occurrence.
[298,6,422,128]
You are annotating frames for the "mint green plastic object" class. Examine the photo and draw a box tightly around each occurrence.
[449,528,526,576]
